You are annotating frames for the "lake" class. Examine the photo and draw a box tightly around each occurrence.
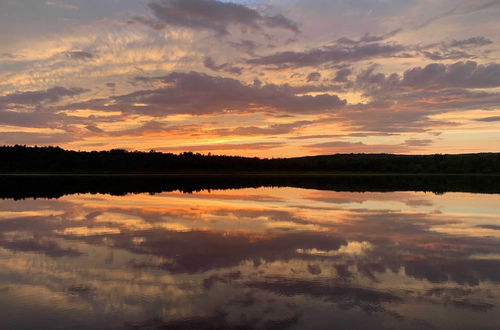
[1,176,500,329]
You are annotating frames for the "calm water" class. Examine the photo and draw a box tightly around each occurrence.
[1,184,500,329]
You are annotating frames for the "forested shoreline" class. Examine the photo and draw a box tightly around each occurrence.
[2,145,500,174]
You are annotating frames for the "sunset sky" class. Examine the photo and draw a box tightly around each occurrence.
[1,0,499,157]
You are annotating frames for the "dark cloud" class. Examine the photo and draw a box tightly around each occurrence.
[402,61,500,89]
[0,237,82,258]
[476,116,500,122]
[102,121,201,137]
[130,15,166,30]
[247,278,401,312]
[0,86,87,108]
[348,83,500,134]
[73,71,346,116]
[355,61,500,96]
[306,72,321,82]
[228,39,258,55]
[420,49,475,61]
[0,87,88,129]
[1,53,19,59]
[445,36,493,49]
[245,30,405,69]
[247,42,405,69]
[0,111,61,127]
[335,106,452,134]
[203,56,243,75]
[84,224,345,273]
[137,0,299,35]
[404,258,500,286]
[85,125,104,133]
[64,51,95,61]
[417,36,492,61]
[334,68,351,82]
[336,29,401,45]
[0,132,75,145]
[262,13,300,33]
[477,224,500,230]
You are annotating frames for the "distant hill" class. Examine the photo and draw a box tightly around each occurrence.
[1,145,500,174]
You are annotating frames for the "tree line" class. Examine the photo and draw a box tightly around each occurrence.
[1,145,500,174]
[2,174,500,200]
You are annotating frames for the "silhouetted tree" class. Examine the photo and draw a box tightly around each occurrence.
[0,145,499,174]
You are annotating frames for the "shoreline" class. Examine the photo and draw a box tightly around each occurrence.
[1,172,500,176]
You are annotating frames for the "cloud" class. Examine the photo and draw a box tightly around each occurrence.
[416,37,493,61]
[137,0,299,35]
[334,68,351,82]
[0,87,89,129]
[73,71,346,116]
[402,61,500,89]
[247,278,401,311]
[1,53,20,59]
[306,72,321,82]
[203,56,243,75]
[96,121,200,138]
[0,111,60,127]
[85,125,104,133]
[476,116,500,122]
[477,225,500,230]
[335,29,401,45]
[420,49,475,61]
[335,104,453,134]
[0,237,82,257]
[403,139,434,147]
[247,41,405,69]
[445,36,493,49]
[228,39,258,55]
[262,13,300,34]
[0,87,87,108]
[248,33,490,71]
[64,51,95,61]
[355,61,500,94]
[0,132,75,145]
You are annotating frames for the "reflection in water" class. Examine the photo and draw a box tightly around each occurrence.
[1,187,500,329]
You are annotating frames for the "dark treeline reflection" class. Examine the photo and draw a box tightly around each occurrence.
[2,174,500,199]
[2,145,500,174]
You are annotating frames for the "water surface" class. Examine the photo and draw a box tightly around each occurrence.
[1,183,500,329]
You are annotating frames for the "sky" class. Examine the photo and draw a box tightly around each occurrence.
[0,0,499,157]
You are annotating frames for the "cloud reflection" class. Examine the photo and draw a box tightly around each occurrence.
[0,188,500,329]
